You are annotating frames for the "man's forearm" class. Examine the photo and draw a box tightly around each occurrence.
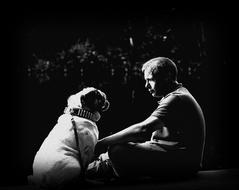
[99,123,146,147]
[98,116,162,148]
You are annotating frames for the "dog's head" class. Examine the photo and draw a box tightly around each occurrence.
[67,87,110,113]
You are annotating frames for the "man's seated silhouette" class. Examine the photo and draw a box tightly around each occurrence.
[88,57,206,179]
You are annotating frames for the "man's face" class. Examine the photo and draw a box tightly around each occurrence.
[144,69,165,98]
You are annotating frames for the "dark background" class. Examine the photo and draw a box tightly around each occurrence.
[2,7,236,187]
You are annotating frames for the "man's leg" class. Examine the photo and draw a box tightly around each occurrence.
[108,141,184,178]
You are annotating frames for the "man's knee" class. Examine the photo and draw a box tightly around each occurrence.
[107,144,133,176]
[108,144,127,161]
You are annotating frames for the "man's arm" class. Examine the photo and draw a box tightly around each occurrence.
[95,116,164,154]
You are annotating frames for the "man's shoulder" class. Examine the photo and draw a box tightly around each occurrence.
[168,87,192,99]
[159,87,192,107]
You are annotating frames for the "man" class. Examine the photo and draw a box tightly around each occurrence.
[88,57,206,179]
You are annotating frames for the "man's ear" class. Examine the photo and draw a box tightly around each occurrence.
[164,72,173,82]
[163,76,170,83]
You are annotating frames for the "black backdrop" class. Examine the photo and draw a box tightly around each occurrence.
[2,7,236,186]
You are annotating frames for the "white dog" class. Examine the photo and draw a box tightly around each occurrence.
[28,87,110,189]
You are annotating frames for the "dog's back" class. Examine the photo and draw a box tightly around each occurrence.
[29,114,99,188]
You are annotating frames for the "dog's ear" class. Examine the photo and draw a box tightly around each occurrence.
[80,89,100,112]
[95,90,110,112]
[80,93,86,108]
[101,100,110,112]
